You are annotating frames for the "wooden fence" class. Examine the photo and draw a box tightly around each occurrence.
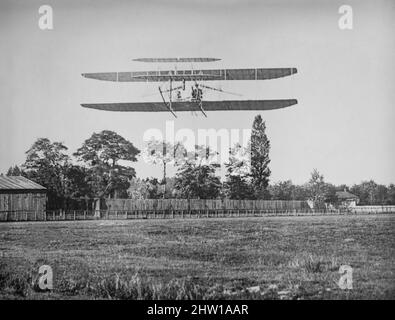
[104,199,311,211]
[350,205,395,214]
[0,210,96,222]
[0,202,394,222]
[0,208,336,222]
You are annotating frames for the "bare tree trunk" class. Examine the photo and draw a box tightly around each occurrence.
[163,160,166,198]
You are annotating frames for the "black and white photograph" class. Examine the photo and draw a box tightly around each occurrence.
[0,0,394,305]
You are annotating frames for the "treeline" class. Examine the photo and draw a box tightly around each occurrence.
[3,115,271,208]
[127,170,395,206]
[4,115,395,207]
[6,131,140,209]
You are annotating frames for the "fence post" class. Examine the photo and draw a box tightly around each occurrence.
[73,210,76,220]
[84,210,86,220]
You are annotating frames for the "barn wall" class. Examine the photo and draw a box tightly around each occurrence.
[0,192,46,221]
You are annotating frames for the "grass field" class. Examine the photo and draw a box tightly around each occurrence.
[0,215,394,299]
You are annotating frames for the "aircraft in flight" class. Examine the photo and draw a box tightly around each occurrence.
[81,57,298,118]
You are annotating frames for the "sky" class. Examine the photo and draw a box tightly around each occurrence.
[0,0,394,185]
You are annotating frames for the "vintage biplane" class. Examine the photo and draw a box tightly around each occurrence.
[81,57,297,117]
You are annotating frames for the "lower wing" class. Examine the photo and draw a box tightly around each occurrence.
[81,99,298,112]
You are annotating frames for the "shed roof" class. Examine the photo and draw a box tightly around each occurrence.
[0,175,46,192]
[335,190,358,200]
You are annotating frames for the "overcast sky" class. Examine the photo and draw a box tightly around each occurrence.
[0,0,394,185]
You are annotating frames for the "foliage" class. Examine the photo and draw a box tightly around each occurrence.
[74,130,140,198]
[22,138,71,208]
[350,181,393,205]
[142,139,187,197]
[142,140,186,182]
[6,165,23,176]
[250,115,271,199]
[127,178,150,199]
[173,145,221,199]
[175,162,221,199]
[127,177,181,199]
[224,144,254,199]
[4,131,395,205]
[306,169,328,207]
[63,165,92,198]
[269,180,295,200]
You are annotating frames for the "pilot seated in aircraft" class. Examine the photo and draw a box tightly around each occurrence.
[191,84,203,101]
[176,90,182,100]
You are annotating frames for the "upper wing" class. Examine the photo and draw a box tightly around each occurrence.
[81,68,297,82]
[132,57,221,63]
[81,99,298,112]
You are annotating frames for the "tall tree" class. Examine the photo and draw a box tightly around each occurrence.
[250,115,271,199]
[22,138,70,208]
[74,130,140,198]
[307,169,328,208]
[143,139,185,196]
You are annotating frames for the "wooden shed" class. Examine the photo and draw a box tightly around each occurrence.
[0,175,46,221]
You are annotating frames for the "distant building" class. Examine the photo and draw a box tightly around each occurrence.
[335,190,359,207]
[0,175,46,221]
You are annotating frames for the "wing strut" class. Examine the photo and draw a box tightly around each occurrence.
[159,86,177,118]
[198,100,207,117]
